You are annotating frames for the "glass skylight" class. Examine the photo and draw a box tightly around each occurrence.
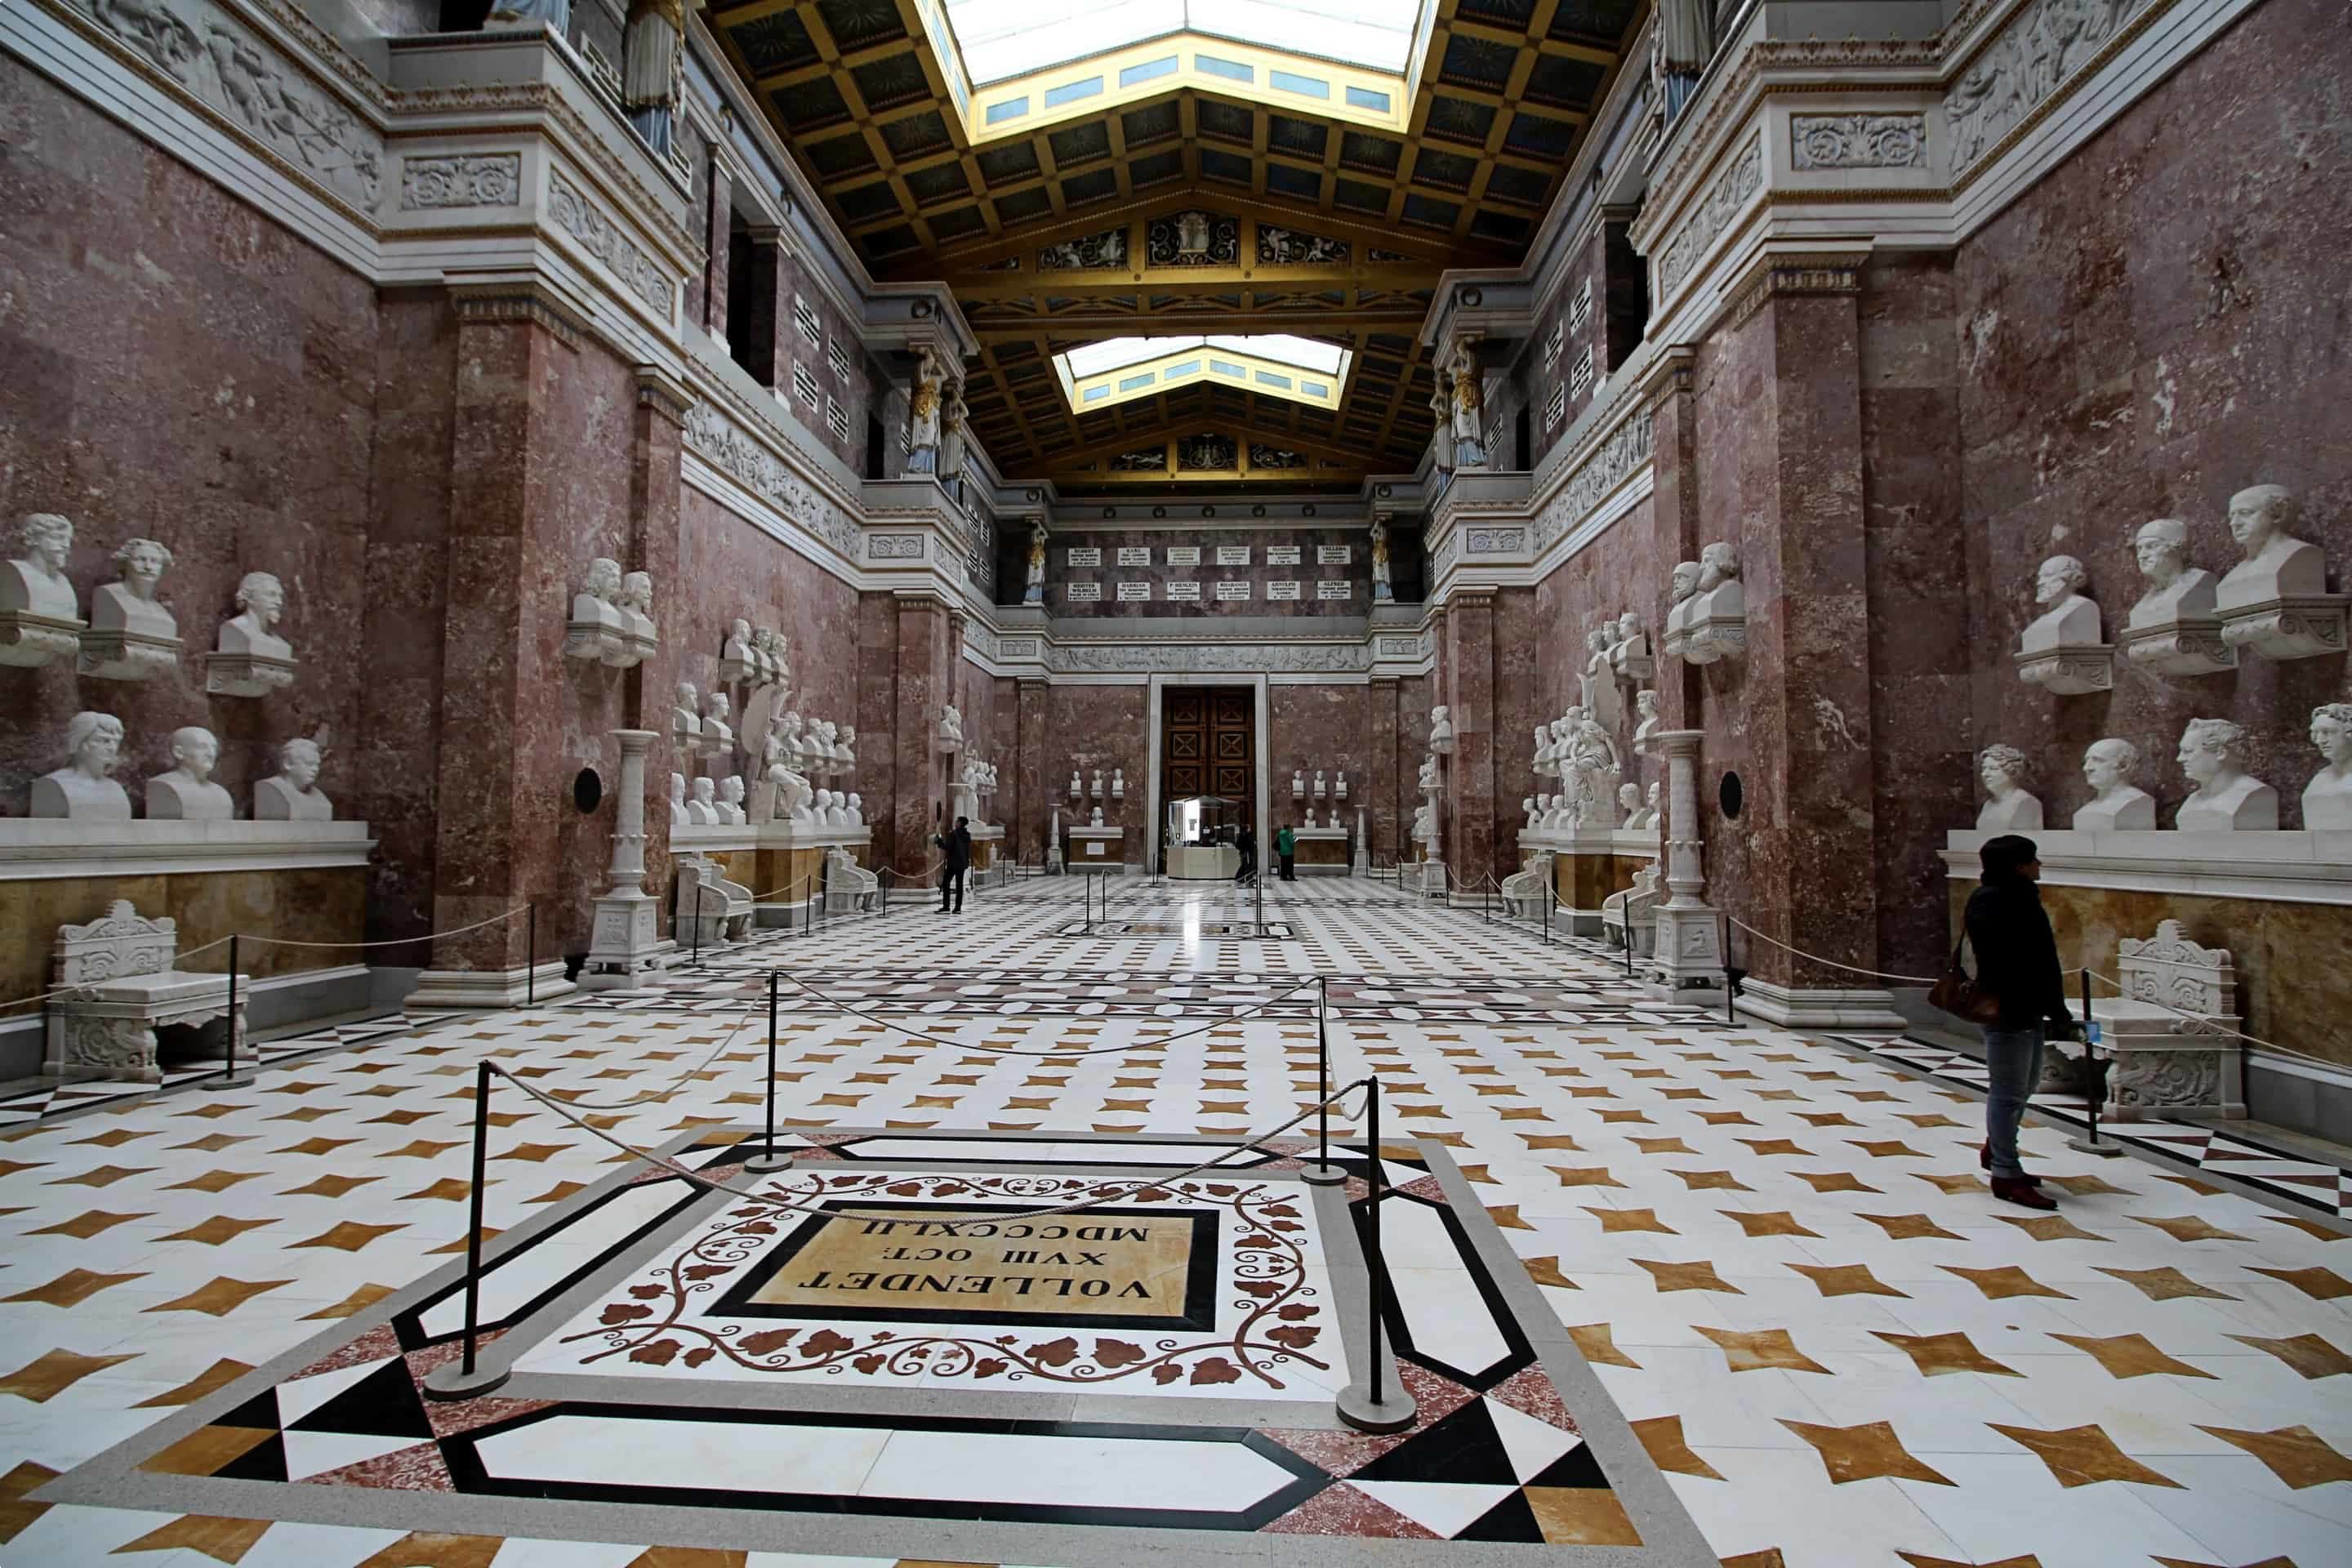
[1062,335,1345,380]
[1056,335,1351,414]
[943,0,1423,87]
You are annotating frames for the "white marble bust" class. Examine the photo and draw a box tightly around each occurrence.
[837,724,858,770]
[1313,769,1326,795]
[32,710,132,820]
[668,772,688,826]
[147,726,235,820]
[573,557,622,626]
[938,705,964,747]
[90,537,176,640]
[1070,771,1081,797]
[1618,782,1644,829]
[846,791,866,826]
[1521,795,1538,828]
[672,682,702,741]
[702,690,735,754]
[1975,745,2044,831]
[719,775,748,826]
[2174,717,2278,831]
[1089,805,1104,826]
[2301,704,2352,830]
[1531,724,1556,772]
[2127,517,2217,626]
[1663,559,1702,640]
[1294,769,1306,795]
[1092,768,1105,797]
[1633,689,1660,748]
[218,571,292,660]
[256,737,332,821]
[2,511,80,621]
[1646,780,1660,828]
[724,617,755,670]
[2216,484,2325,608]
[1610,611,1652,676]
[1429,706,1456,747]
[2020,555,2102,652]
[2073,737,2155,831]
[1695,541,1744,618]
[688,777,720,826]
[617,570,658,656]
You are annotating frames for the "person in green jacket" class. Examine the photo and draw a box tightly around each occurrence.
[1275,823,1296,881]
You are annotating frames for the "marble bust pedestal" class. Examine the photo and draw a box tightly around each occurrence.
[2120,568,2234,677]
[2176,776,2278,832]
[146,773,236,820]
[81,582,182,681]
[2073,789,2155,831]
[31,770,132,821]
[2015,595,2113,695]
[0,559,86,669]
[2216,542,2346,662]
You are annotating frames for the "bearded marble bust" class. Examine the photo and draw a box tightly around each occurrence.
[2020,555,2101,652]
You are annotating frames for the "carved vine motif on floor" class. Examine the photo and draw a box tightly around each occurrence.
[562,1173,1330,1388]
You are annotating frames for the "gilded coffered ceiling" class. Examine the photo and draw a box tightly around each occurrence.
[704,0,1642,487]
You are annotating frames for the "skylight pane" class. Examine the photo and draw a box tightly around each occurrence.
[1187,0,1421,72]
[1065,336,1206,377]
[1206,334,1344,374]
[943,0,1422,86]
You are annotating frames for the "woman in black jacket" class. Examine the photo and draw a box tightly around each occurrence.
[1962,835,2078,1209]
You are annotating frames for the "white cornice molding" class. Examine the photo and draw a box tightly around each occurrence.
[1941,828,2352,906]
[0,819,378,880]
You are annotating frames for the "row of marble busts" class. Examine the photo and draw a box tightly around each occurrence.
[1290,770,1349,798]
[2019,485,2346,690]
[0,513,299,693]
[1530,706,1626,828]
[718,620,791,688]
[1662,542,1746,665]
[1522,781,1659,833]
[564,557,659,669]
[1071,769,1124,800]
[1976,709,2352,832]
[669,772,863,828]
[29,712,332,822]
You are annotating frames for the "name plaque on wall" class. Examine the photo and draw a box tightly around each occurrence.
[1165,581,1202,600]
[1266,546,1303,565]
[1117,547,1152,565]
[1215,581,1253,601]
[1316,581,1352,599]
[1065,582,1102,602]
[1116,581,1152,600]
[1216,546,1251,565]
[1317,546,1352,564]
[1165,546,1202,565]
[1267,581,1302,600]
[1066,547,1102,567]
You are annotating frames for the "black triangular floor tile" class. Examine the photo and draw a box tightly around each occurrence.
[289,1357,434,1440]
[216,1388,281,1432]
[212,1429,287,1483]
[1455,1487,1547,1543]
[1526,1444,1610,1490]
[1352,1394,1518,1486]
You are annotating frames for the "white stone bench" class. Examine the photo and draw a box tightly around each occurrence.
[1601,864,1664,957]
[2077,919,2246,1120]
[676,854,754,944]
[1501,851,1553,919]
[824,845,880,913]
[47,900,248,1082]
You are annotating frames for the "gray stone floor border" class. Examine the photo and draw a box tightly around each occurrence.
[39,1123,1717,1565]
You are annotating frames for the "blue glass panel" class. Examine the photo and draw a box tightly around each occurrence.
[1269,70,1330,99]
[1194,54,1254,82]
[1119,372,1156,391]
[1345,86,1390,111]
[1209,359,1246,377]
[1044,76,1104,108]
[1120,56,1178,87]
[984,96,1031,125]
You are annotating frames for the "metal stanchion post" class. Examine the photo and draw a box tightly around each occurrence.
[1336,1076,1415,1432]
[205,933,247,1090]
[526,902,537,1007]
[746,969,793,1173]
[2068,969,2124,1156]
[424,1060,510,1399]
[1301,975,1344,1186]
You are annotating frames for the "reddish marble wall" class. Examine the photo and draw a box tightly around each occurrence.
[1953,0,2352,836]
[1047,684,1150,863]
[0,57,379,835]
[674,492,860,728]
[1266,684,1369,839]
[1040,527,1370,617]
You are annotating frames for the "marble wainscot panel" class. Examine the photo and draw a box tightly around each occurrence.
[1068,825,1125,871]
[1290,823,1348,874]
[1520,826,1659,933]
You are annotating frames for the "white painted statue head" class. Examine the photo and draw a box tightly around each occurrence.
[1670,560,1701,601]
[2177,718,2250,786]
[706,691,731,723]
[112,537,173,597]
[670,772,685,804]
[723,777,743,805]
[279,737,323,792]
[64,711,124,778]
[17,512,72,573]
[2034,555,2088,605]
[1619,782,1641,809]
[1586,626,1610,654]
[619,571,654,616]
[1636,690,1659,720]
[2081,737,2140,795]
[1979,745,2029,797]
[2309,704,2352,767]
[848,791,862,814]
[2227,483,2297,555]
[676,680,698,710]
[584,557,623,603]
[693,777,717,805]
[2133,517,2190,583]
[168,725,220,782]
[1616,610,1641,640]
[234,571,284,629]
[1697,541,1740,590]
[729,617,752,644]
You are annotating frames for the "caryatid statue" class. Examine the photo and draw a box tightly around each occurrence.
[1446,342,1486,468]
[1370,516,1392,601]
[1025,519,1048,603]
[905,347,945,474]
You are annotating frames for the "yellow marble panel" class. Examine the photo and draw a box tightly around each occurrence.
[0,868,364,1000]
[1946,881,2352,1070]
[1553,852,1637,908]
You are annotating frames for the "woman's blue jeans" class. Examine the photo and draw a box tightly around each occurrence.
[1983,1027,2045,1179]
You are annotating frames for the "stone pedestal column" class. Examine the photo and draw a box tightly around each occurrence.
[584,728,666,991]
[1648,729,1726,1003]
[1353,804,1368,876]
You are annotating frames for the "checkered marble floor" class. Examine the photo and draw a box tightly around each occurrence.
[0,875,2345,1566]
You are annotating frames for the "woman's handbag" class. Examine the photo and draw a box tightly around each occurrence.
[1929,935,2003,1026]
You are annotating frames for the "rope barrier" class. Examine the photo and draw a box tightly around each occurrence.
[234,905,529,949]
[770,968,1329,1056]
[1724,915,1944,986]
[2078,969,2332,1067]
[489,1058,1375,1228]
[0,933,237,1014]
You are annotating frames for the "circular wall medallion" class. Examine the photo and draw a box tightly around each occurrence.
[1201,506,1216,517]
[1101,506,1116,518]
[1377,483,1392,497]
[1718,770,1744,821]
[1462,287,1483,306]
[911,301,934,318]
[1252,505,1267,517]
[572,768,604,814]
[1152,506,1167,518]
[1302,504,1317,516]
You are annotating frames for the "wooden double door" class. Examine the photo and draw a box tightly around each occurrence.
[1161,687,1256,826]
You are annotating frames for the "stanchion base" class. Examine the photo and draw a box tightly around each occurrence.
[743,1149,795,1173]
[200,1073,253,1093]
[1298,1162,1348,1187]
[1335,1380,1419,1433]
[2066,1135,2128,1157]
[422,1361,511,1401]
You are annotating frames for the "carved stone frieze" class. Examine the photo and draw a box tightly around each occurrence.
[681,399,862,559]
[547,174,674,315]
[65,0,383,210]
[1946,0,2161,172]
[400,153,521,209]
[1038,226,1127,271]
[1464,528,1526,555]
[1041,641,1372,675]
[1789,113,1927,170]
[1657,136,1763,296]
[866,533,925,560]
[1533,410,1655,555]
